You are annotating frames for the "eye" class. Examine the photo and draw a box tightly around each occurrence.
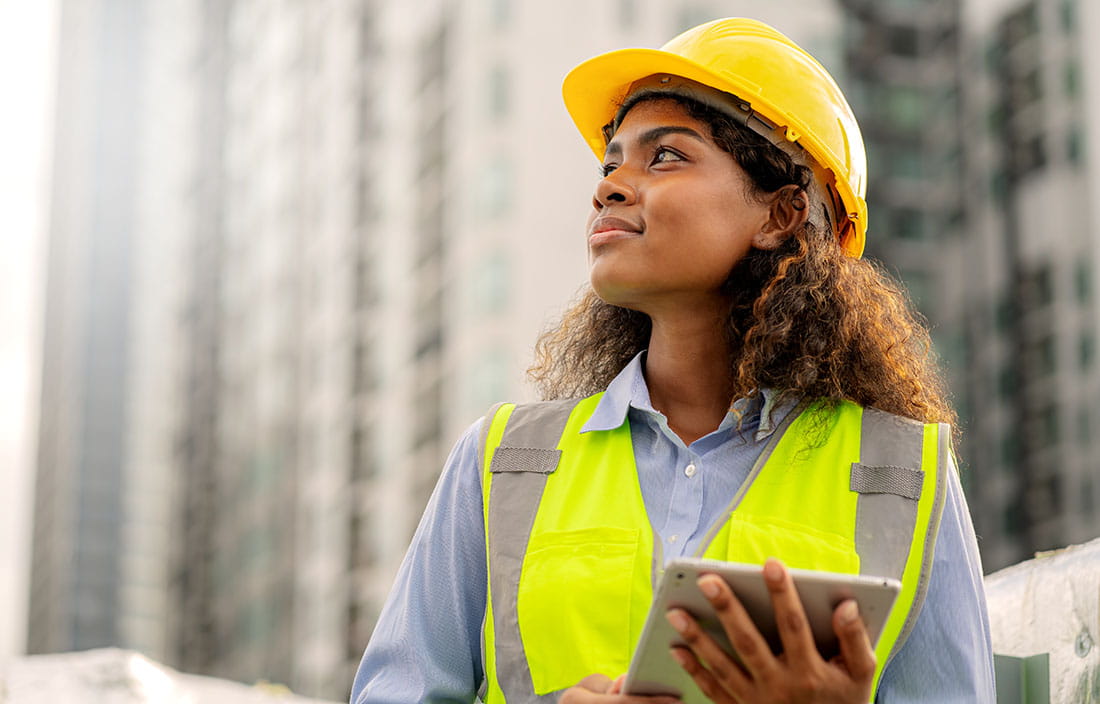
[652,147,684,165]
[599,162,619,177]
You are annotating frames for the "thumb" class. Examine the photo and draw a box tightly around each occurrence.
[575,673,614,693]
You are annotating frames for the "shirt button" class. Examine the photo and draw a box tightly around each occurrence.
[668,534,679,544]
[684,463,697,478]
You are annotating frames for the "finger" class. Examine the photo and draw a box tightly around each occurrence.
[669,646,738,704]
[762,557,818,663]
[685,576,774,683]
[607,674,625,694]
[833,599,877,683]
[560,673,684,704]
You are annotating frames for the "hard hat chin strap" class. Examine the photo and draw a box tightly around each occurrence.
[610,74,839,238]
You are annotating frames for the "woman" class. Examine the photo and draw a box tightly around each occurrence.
[352,18,994,704]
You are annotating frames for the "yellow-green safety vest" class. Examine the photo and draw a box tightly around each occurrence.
[478,394,949,703]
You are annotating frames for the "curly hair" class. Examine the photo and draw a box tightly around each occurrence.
[528,93,956,428]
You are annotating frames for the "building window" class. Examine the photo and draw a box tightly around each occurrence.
[1080,475,1094,517]
[490,0,509,29]
[1077,260,1092,303]
[474,249,510,315]
[892,207,924,241]
[990,171,1008,204]
[479,156,513,218]
[617,0,637,29]
[886,85,924,132]
[987,105,1007,136]
[1068,126,1084,166]
[1027,264,1053,306]
[1080,331,1094,370]
[887,25,919,58]
[887,147,924,181]
[1002,2,1038,46]
[1010,134,1046,176]
[1065,61,1080,99]
[487,64,509,120]
[1062,0,1077,34]
[998,366,1016,399]
[1036,335,1056,375]
[1039,405,1059,447]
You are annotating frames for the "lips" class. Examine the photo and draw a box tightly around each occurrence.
[589,216,643,246]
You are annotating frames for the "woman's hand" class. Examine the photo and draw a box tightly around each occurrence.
[666,558,876,704]
[559,674,683,703]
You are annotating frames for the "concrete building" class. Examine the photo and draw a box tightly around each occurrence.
[956,0,1100,570]
[29,0,852,700]
[841,0,1100,571]
[169,1,848,698]
[27,0,183,660]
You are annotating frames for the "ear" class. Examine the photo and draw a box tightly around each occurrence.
[752,185,809,250]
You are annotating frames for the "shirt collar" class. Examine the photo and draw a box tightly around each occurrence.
[581,351,792,442]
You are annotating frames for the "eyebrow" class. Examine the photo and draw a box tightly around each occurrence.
[604,125,707,158]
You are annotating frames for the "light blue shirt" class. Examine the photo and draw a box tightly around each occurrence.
[352,354,995,703]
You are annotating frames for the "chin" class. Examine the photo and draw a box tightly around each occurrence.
[590,281,645,313]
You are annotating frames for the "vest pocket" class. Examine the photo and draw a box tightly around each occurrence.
[517,526,642,694]
[718,514,861,574]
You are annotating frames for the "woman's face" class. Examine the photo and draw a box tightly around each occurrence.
[587,99,772,315]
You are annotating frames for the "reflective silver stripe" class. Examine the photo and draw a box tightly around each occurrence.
[694,400,810,554]
[887,422,948,662]
[478,402,506,703]
[486,398,579,703]
[852,408,924,582]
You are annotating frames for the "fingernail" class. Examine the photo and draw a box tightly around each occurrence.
[697,576,719,598]
[669,648,689,666]
[666,610,689,632]
[839,600,859,624]
[764,559,784,584]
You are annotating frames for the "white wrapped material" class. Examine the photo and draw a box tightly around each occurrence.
[985,537,1100,703]
[0,648,339,704]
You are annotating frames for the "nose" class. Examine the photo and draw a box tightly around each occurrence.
[593,170,637,209]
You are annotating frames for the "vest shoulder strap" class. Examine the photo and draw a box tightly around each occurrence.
[481,397,586,703]
[478,398,581,479]
[855,407,949,667]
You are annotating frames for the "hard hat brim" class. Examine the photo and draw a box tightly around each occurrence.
[563,47,765,160]
[562,46,867,258]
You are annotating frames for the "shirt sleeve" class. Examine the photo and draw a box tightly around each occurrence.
[873,454,996,703]
[350,418,487,704]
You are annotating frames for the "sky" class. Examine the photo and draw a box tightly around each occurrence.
[0,0,57,660]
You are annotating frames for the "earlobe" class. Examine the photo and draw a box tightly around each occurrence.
[753,185,809,250]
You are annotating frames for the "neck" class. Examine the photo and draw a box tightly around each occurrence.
[643,307,735,446]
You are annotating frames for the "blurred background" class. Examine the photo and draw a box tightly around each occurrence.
[2,0,1098,700]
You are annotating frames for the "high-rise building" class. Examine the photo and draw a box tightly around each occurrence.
[956,0,1100,569]
[29,1,850,700]
[173,1,849,698]
[841,0,1100,571]
[28,0,190,660]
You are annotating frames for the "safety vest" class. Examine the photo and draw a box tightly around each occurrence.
[479,393,949,703]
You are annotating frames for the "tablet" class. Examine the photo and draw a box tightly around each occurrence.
[622,558,901,702]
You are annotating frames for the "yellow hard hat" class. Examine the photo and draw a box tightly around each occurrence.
[562,17,868,258]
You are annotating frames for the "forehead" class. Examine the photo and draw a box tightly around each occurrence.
[605,98,714,148]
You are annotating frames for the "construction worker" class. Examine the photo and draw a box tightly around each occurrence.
[352,18,994,704]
